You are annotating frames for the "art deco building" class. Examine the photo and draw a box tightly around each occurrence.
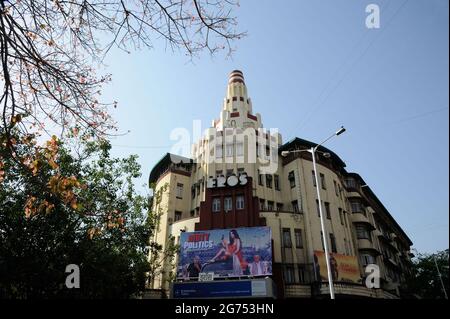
[148,70,413,299]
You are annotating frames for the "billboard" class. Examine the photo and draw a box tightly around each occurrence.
[313,251,361,283]
[177,227,272,279]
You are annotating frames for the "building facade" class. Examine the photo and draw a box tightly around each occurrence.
[148,70,413,299]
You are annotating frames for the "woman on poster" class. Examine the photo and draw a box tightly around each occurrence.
[209,229,247,275]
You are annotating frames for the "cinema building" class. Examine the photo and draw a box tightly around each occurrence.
[147,70,414,299]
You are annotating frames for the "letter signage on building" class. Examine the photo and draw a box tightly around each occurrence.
[178,227,272,279]
[207,173,248,188]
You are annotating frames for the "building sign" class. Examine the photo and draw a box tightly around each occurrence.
[313,251,361,283]
[207,173,248,188]
[171,278,275,299]
[177,227,272,279]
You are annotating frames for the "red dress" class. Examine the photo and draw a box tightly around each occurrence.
[228,242,247,270]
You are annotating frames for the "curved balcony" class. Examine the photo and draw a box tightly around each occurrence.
[357,238,381,255]
[347,191,362,199]
[351,213,375,230]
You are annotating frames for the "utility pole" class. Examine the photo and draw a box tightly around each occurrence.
[434,255,448,299]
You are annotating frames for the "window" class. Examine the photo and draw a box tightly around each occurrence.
[292,200,300,213]
[312,170,317,187]
[196,183,200,195]
[361,254,376,267]
[191,186,196,199]
[258,169,264,186]
[226,143,234,157]
[267,201,274,211]
[236,142,244,156]
[236,195,245,210]
[298,266,306,284]
[329,233,337,253]
[294,229,304,248]
[266,174,273,188]
[339,184,343,199]
[282,228,292,248]
[174,211,182,222]
[356,224,371,240]
[190,210,195,217]
[195,207,200,216]
[176,183,183,199]
[345,178,357,189]
[284,266,295,284]
[212,198,221,212]
[259,199,265,211]
[316,200,321,217]
[320,231,324,250]
[320,173,326,190]
[334,180,339,196]
[324,202,331,219]
[343,211,348,227]
[276,203,284,211]
[274,175,280,190]
[288,171,296,188]
[351,201,362,213]
[216,144,223,158]
[339,208,344,225]
[224,197,232,212]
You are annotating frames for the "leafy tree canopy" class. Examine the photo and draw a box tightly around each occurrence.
[0,129,161,298]
[406,249,449,299]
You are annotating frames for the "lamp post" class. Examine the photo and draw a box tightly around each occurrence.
[281,126,346,299]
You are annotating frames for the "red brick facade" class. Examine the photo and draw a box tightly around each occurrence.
[195,177,265,230]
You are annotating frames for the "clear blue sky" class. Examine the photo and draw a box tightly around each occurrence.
[101,0,449,254]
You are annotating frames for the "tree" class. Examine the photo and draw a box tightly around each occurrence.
[0,129,170,298]
[0,0,244,138]
[406,249,449,299]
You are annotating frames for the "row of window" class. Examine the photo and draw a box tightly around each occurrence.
[258,199,301,213]
[270,170,344,201]
[283,264,309,284]
[282,228,304,249]
[258,171,280,190]
[315,200,348,226]
[212,196,245,212]
[319,231,339,253]
[215,142,245,158]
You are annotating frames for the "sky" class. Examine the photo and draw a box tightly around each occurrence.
[100,0,449,254]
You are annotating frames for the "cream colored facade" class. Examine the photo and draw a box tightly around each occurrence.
[148,70,413,298]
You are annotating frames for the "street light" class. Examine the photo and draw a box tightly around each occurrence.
[281,126,346,299]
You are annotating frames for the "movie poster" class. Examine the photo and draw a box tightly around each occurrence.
[177,227,272,279]
[313,251,361,283]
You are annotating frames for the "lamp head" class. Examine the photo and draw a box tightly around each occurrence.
[336,126,346,136]
[281,151,290,157]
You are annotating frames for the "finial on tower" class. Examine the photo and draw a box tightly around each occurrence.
[228,70,245,84]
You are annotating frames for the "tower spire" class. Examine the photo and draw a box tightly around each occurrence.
[213,70,261,130]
